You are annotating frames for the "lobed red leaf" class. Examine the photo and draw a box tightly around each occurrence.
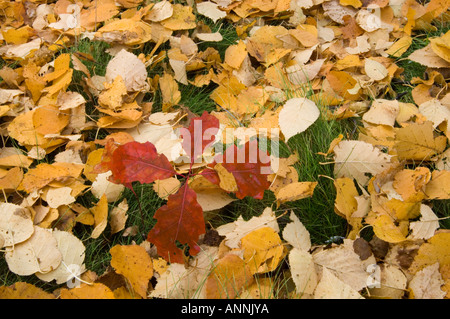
[147,183,205,263]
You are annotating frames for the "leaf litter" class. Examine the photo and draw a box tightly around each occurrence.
[0,0,449,300]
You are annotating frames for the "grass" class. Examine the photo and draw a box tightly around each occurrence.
[1,8,449,298]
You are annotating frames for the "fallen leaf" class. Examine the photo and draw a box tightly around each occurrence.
[0,203,34,248]
[409,204,440,240]
[314,267,364,299]
[109,199,128,234]
[110,244,153,298]
[282,211,311,252]
[60,282,115,299]
[275,181,317,206]
[147,184,205,263]
[35,230,86,284]
[241,227,285,274]
[394,121,447,160]
[409,262,446,299]
[288,248,318,296]
[205,253,253,299]
[333,140,393,186]
[278,97,320,142]
[90,194,109,239]
[0,282,55,299]
[5,226,62,276]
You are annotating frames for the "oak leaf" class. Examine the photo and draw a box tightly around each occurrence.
[101,141,175,189]
[147,184,205,264]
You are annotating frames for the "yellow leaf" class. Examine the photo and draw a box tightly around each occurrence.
[158,73,181,111]
[385,36,412,57]
[60,283,115,299]
[110,244,153,298]
[224,40,247,69]
[409,232,450,274]
[22,162,84,193]
[33,105,70,136]
[370,214,408,243]
[205,254,254,299]
[90,194,108,239]
[0,282,55,299]
[394,121,447,160]
[2,26,35,45]
[393,167,431,202]
[160,4,196,30]
[214,163,238,192]
[83,149,104,183]
[241,227,286,275]
[425,170,450,200]
[430,30,450,63]
[94,19,152,45]
[340,0,362,8]
[275,181,317,206]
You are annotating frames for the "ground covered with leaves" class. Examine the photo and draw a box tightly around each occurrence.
[0,0,450,299]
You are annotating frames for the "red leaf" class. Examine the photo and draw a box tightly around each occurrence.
[147,184,205,263]
[99,141,176,188]
[180,111,220,163]
[202,140,272,199]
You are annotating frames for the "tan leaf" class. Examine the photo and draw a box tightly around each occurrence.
[312,240,370,291]
[282,211,311,252]
[196,1,227,23]
[278,98,320,142]
[408,44,450,68]
[5,226,62,276]
[409,263,446,299]
[153,177,181,200]
[409,204,440,240]
[333,140,393,186]
[362,99,399,127]
[105,49,149,92]
[36,230,86,284]
[145,0,173,22]
[314,267,364,299]
[91,171,125,202]
[109,199,129,234]
[368,264,407,299]
[45,187,76,208]
[0,203,34,248]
